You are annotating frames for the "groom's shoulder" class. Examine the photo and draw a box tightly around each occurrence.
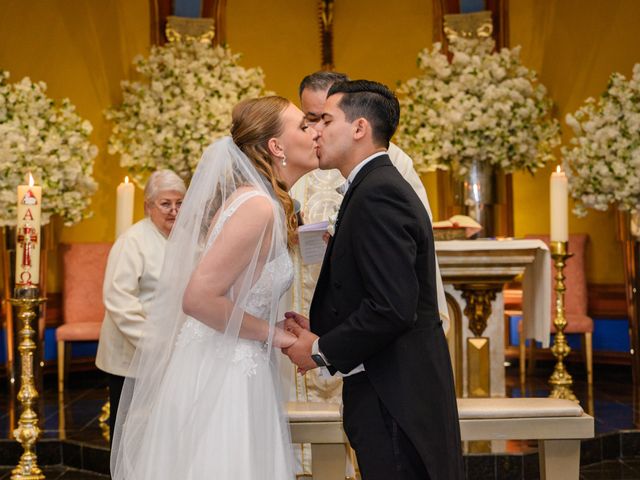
[366,157,412,189]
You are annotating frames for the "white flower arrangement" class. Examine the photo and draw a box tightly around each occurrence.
[0,71,98,226]
[106,39,267,186]
[562,64,640,216]
[396,37,560,175]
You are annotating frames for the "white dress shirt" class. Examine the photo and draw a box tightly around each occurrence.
[95,218,167,377]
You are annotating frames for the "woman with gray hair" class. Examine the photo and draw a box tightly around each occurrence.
[96,169,186,441]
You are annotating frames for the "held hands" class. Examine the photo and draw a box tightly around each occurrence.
[281,312,318,375]
[283,311,310,330]
[273,327,297,349]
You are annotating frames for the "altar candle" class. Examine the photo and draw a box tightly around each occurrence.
[550,166,568,242]
[116,176,135,238]
[15,173,42,286]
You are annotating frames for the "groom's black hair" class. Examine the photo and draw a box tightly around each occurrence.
[327,80,400,148]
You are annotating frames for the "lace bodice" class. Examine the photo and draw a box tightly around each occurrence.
[175,191,293,362]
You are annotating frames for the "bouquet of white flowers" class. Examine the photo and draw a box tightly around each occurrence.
[396,37,560,175]
[106,39,267,186]
[562,64,640,216]
[0,71,98,226]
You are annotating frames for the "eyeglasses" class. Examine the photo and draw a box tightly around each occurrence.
[154,200,182,214]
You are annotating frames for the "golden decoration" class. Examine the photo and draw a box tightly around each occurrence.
[165,16,215,44]
[443,11,493,41]
[457,284,501,397]
[98,401,111,442]
[459,285,499,337]
[9,290,46,480]
[548,241,578,402]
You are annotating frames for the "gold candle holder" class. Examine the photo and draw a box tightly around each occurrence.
[9,287,46,480]
[98,401,110,442]
[548,241,578,402]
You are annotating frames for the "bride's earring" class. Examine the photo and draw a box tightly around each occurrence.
[281,155,287,167]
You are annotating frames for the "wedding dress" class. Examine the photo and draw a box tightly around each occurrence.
[111,138,296,479]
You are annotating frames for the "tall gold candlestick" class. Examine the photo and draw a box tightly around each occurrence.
[9,287,46,480]
[548,241,577,402]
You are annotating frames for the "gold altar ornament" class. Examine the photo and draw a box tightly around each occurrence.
[165,15,215,43]
[459,284,500,397]
[9,291,46,480]
[548,241,578,402]
[443,10,493,41]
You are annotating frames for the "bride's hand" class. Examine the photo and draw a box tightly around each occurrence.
[273,328,297,349]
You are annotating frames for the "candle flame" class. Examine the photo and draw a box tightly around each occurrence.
[124,176,129,184]
[28,173,34,187]
[556,165,562,173]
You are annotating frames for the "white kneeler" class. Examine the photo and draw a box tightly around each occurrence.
[287,402,348,480]
[287,397,594,480]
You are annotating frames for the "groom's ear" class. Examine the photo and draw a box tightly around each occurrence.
[352,117,369,141]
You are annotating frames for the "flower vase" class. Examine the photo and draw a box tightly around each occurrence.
[445,159,510,238]
[617,209,640,425]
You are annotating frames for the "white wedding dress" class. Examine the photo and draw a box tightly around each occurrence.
[125,191,296,479]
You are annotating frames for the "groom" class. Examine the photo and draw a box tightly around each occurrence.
[283,80,463,479]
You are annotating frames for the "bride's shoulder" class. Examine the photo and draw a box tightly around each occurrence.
[226,187,274,217]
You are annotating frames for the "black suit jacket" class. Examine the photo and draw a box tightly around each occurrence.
[309,155,463,479]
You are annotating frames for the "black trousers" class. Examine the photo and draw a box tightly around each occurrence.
[107,373,126,447]
[342,372,430,480]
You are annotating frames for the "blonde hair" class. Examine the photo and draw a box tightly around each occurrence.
[230,96,297,249]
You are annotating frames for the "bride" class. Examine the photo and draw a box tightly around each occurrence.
[111,96,319,479]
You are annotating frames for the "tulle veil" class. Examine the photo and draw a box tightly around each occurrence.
[111,136,293,478]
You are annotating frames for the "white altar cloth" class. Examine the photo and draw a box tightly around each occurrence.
[436,239,551,348]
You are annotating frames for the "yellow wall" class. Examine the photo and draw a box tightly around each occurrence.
[509,0,640,284]
[0,0,637,289]
[0,0,150,291]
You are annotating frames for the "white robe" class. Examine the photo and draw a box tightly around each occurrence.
[96,217,166,377]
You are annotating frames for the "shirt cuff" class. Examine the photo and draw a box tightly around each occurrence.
[312,338,331,366]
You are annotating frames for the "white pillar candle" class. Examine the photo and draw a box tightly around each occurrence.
[116,176,135,238]
[15,173,42,287]
[550,166,568,242]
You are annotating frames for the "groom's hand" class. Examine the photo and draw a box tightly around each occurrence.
[284,311,310,331]
[282,323,318,375]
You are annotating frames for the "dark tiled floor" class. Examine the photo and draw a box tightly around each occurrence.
[507,360,636,435]
[0,369,111,448]
[0,362,639,479]
[0,466,108,479]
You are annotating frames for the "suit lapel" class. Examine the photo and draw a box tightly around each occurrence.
[314,155,392,281]
[332,154,392,239]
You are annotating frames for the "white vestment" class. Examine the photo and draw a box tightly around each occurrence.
[96,217,166,377]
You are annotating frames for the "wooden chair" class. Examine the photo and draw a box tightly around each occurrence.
[56,243,112,392]
[505,234,593,384]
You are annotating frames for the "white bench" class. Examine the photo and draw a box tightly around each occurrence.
[287,397,594,480]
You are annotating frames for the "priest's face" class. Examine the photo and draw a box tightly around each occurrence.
[300,88,328,126]
[147,190,184,237]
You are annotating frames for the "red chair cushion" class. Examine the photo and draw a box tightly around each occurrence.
[59,243,112,325]
[56,322,103,341]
